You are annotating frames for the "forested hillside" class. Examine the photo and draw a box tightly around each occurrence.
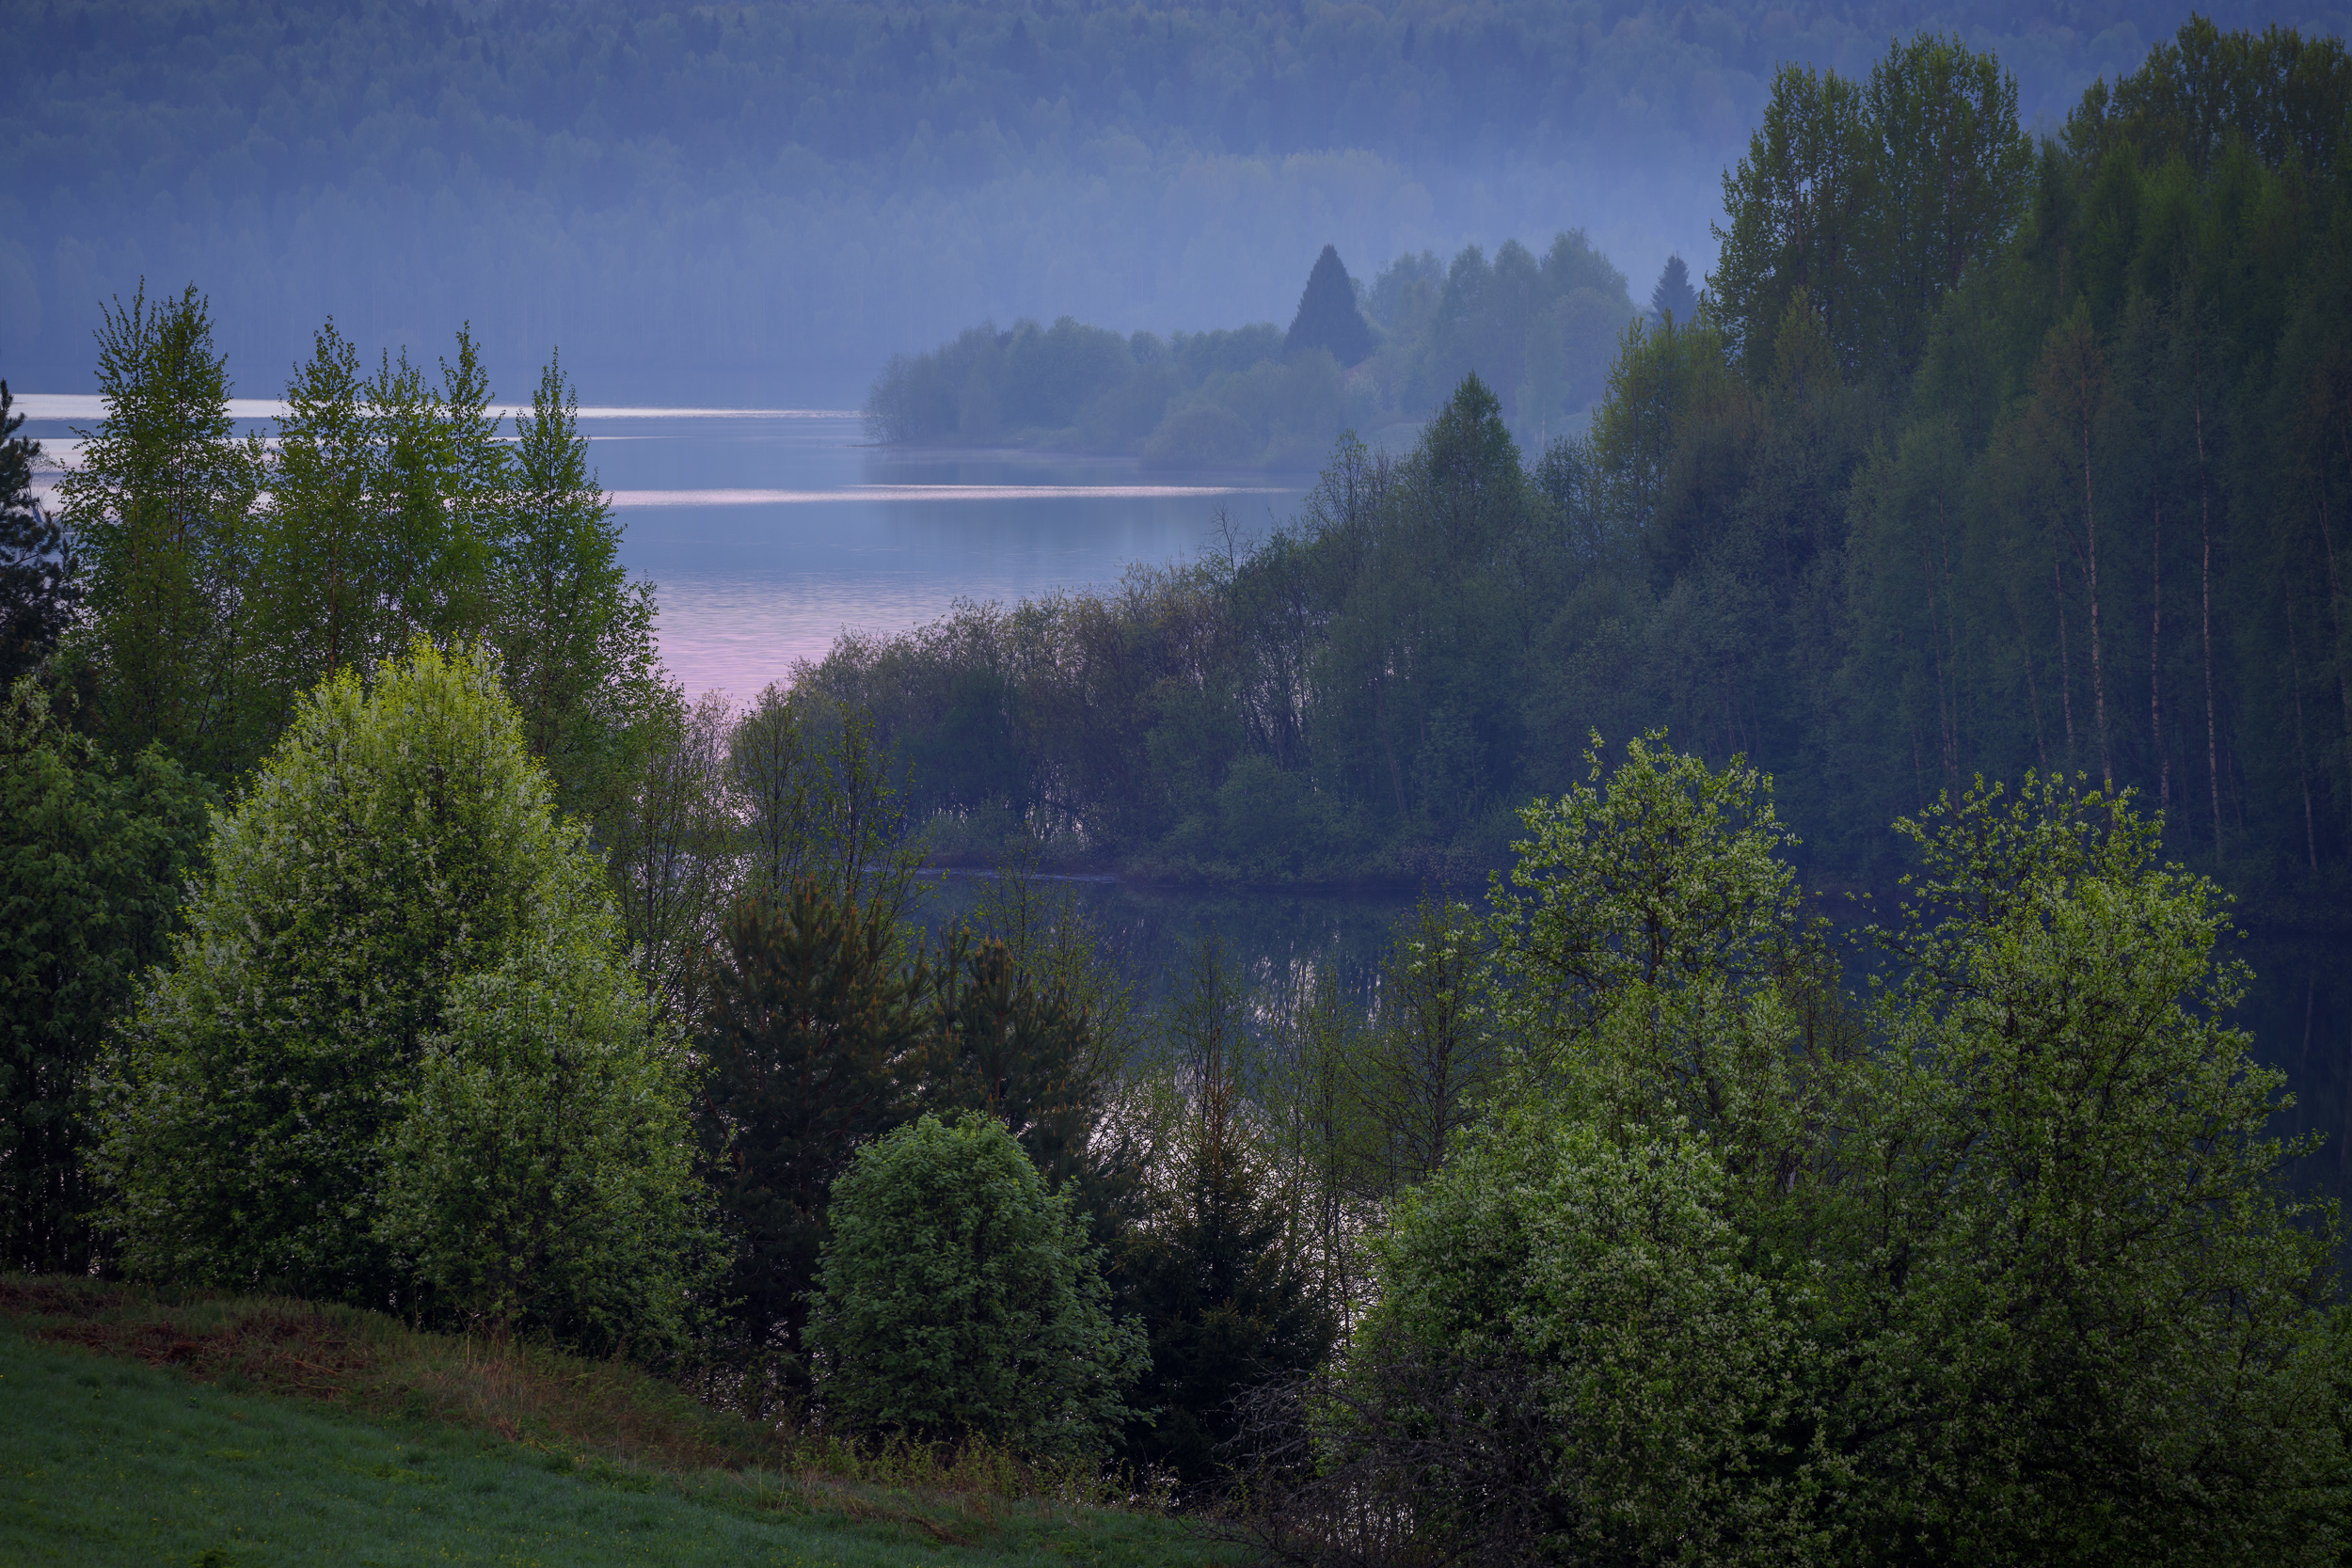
[808,21,2352,919]
[8,0,2338,400]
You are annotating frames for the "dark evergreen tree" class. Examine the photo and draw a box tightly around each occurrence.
[1648,254,1698,325]
[1,683,208,1274]
[934,934,1099,1191]
[1283,245,1375,368]
[1120,939,1334,1493]
[0,384,77,684]
[695,880,933,1406]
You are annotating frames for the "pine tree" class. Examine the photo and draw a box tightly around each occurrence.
[1119,938,1335,1492]
[1649,254,1698,325]
[694,880,934,1404]
[1283,245,1375,367]
[0,384,79,684]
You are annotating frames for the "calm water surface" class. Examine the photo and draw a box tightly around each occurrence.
[585,410,1309,697]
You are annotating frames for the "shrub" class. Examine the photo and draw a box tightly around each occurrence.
[811,1112,1144,1459]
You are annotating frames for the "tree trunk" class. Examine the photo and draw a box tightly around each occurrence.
[2054,558,2077,761]
[2194,383,2223,857]
[2285,575,2320,869]
[2078,372,2113,794]
[2151,496,2167,814]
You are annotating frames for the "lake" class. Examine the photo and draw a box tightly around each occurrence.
[585,408,1311,698]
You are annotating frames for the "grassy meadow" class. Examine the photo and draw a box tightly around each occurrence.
[0,1278,1229,1568]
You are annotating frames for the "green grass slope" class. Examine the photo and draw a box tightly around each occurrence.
[0,1281,1230,1568]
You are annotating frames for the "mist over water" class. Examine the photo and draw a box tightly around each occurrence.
[589,411,1312,698]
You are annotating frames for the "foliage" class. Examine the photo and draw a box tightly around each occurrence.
[56,283,264,773]
[934,935,1104,1195]
[693,879,933,1397]
[57,293,665,832]
[811,1111,1146,1459]
[94,642,681,1323]
[0,680,207,1274]
[604,686,738,1024]
[1251,741,2347,1567]
[1711,33,2033,383]
[1647,254,1697,325]
[0,383,77,683]
[1115,938,1336,1493]
[1344,1116,1823,1566]
[489,351,665,833]
[732,683,928,931]
[1825,773,2347,1560]
[1341,895,1495,1199]
[377,934,712,1355]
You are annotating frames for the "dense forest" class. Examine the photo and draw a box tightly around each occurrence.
[808,20,2352,928]
[7,16,2352,1563]
[8,0,2341,400]
[866,232,1643,462]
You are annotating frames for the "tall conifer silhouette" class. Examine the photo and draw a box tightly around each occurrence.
[1284,245,1375,366]
[1650,254,1698,324]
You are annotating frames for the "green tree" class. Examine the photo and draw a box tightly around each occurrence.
[1343,895,1495,1199]
[731,684,926,929]
[489,352,662,832]
[252,320,384,721]
[0,679,207,1273]
[1119,937,1335,1491]
[1712,35,2028,384]
[934,937,1103,1193]
[56,283,263,773]
[377,931,710,1354]
[1647,254,1697,324]
[1353,1115,1825,1566]
[0,382,79,683]
[604,685,739,1024]
[811,1111,1145,1458]
[693,879,934,1402]
[1832,775,2347,1561]
[96,641,639,1307]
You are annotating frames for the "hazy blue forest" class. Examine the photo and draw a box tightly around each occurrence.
[8,0,2345,401]
[826,16,2352,928]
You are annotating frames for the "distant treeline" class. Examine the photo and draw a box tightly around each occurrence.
[3,0,2298,399]
[866,232,1640,464]
[810,21,2352,915]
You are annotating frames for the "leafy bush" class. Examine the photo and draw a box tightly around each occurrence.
[1347,1116,1821,1564]
[811,1112,1144,1459]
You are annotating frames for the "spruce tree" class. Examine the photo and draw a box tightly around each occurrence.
[695,880,933,1403]
[1120,938,1334,1492]
[1648,254,1699,324]
[0,384,79,684]
[1283,245,1375,367]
